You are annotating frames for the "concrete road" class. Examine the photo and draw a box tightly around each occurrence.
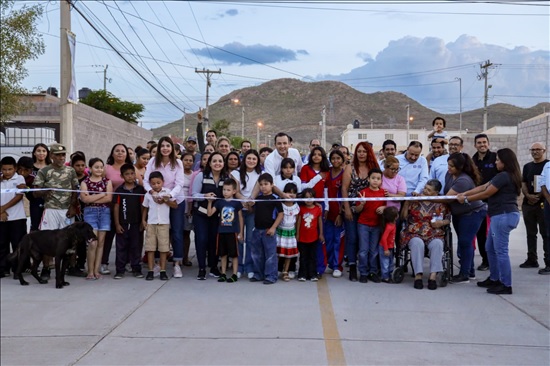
[1,221,549,365]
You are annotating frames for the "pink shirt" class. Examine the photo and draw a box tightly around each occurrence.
[105,165,125,191]
[381,174,407,210]
[144,157,185,204]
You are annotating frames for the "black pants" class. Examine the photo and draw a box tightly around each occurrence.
[475,215,490,265]
[522,203,548,262]
[102,216,115,265]
[115,224,143,274]
[298,241,318,280]
[0,219,27,273]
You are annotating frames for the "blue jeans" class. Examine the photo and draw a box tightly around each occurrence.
[324,219,345,270]
[378,246,394,280]
[170,201,185,261]
[250,229,278,283]
[193,213,219,270]
[344,214,359,265]
[357,223,381,276]
[453,208,487,277]
[83,206,111,231]
[486,212,520,287]
[239,210,254,274]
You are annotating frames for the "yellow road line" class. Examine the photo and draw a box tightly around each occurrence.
[317,279,347,366]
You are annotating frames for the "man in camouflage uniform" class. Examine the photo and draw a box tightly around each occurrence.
[33,143,79,280]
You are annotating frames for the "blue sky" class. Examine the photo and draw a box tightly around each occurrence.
[20,1,550,130]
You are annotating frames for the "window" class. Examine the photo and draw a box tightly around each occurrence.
[410,134,418,141]
[358,133,368,140]
[385,134,394,140]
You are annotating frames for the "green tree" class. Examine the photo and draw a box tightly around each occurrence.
[0,0,45,123]
[211,119,232,138]
[80,90,144,124]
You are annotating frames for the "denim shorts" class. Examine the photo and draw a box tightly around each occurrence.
[83,206,111,231]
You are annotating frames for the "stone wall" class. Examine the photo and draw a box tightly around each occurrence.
[517,113,550,168]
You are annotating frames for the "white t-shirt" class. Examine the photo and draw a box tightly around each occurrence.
[231,169,260,198]
[264,148,303,178]
[142,188,173,225]
[0,173,26,220]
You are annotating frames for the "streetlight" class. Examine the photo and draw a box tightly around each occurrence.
[406,104,413,145]
[232,98,245,138]
[256,121,263,149]
[455,77,462,133]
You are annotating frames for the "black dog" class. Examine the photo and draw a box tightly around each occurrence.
[9,222,97,288]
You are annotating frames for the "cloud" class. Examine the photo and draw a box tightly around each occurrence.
[319,35,549,111]
[192,42,307,65]
[213,9,239,19]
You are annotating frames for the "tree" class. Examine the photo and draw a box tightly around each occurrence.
[0,0,45,123]
[80,90,144,124]
[211,119,232,138]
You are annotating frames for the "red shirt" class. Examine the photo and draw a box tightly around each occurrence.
[298,205,322,243]
[326,169,343,222]
[356,187,386,226]
[380,222,396,251]
[300,165,325,204]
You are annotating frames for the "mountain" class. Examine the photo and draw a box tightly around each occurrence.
[152,78,549,148]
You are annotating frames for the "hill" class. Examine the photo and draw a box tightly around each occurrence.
[152,78,549,149]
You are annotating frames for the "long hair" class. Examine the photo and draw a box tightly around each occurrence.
[447,152,481,185]
[106,143,132,166]
[203,152,228,178]
[32,143,52,165]
[280,157,295,180]
[353,141,380,173]
[496,148,522,195]
[307,146,330,172]
[225,151,241,169]
[154,136,178,169]
[239,149,261,191]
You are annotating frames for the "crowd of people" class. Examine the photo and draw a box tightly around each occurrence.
[1,117,549,294]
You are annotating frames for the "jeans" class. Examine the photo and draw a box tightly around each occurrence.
[357,223,381,276]
[344,214,359,265]
[453,208,487,277]
[298,241,318,280]
[487,212,520,287]
[522,203,548,263]
[475,214,490,265]
[378,246,394,280]
[83,206,111,231]
[239,210,255,274]
[409,237,443,274]
[193,213,219,270]
[169,202,186,261]
[324,219,345,270]
[250,229,278,283]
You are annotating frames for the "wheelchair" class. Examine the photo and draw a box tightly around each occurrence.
[392,225,453,287]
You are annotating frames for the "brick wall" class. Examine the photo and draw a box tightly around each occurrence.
[517,113,550,168]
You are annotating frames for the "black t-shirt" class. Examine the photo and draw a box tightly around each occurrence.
[488,172,519,217]
[114,184,146,224]
[522,159,548,205]
[473,151,498,185]
[253,194,283,230]
[214,199,243,233]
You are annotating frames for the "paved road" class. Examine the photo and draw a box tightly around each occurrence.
[1,221,549,365]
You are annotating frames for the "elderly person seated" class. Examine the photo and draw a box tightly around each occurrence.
[400,179,451,290]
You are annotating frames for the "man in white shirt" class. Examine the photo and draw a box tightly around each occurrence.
[396,141,429,196]
[264,132,303,177]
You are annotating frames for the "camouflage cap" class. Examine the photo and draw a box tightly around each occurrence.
[50,143,67,154]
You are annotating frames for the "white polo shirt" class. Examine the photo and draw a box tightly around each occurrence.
[0,173,26,220]
[142,189,172,225]
[264,147,303,178]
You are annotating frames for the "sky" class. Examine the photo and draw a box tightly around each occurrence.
[18,1,550,130]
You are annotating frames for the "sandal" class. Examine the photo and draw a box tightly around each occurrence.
[86,274,96,281]
[283,272,290,282]
[95,273,102,279]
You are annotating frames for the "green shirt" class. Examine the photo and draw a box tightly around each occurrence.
[33,164,78,210]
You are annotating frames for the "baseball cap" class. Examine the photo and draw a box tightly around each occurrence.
[50,143,67,154]
[186,136,198,143]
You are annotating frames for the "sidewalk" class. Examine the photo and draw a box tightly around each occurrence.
[1,221,549,365]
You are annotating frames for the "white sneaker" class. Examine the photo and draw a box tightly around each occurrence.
[100,264,110,275]
[288,271,296,279]
[173,264,182,278]
[333,269,343,278]
[236,272,242,279]
[247,272,255,279]
[153,264,160,277]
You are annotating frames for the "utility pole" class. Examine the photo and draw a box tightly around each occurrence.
[195,68,221,132]
[321,105,326,151]
[60,0,73,154]
[406,104,410,146]
[455,77,462,132]
[182,108,186,140]
[478,60,494,132]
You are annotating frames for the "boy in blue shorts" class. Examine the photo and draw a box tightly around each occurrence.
[207,179,244,283]
[249,173,284,284]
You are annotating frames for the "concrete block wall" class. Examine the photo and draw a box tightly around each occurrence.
[517,113,550,168]
[461,134,518,157]
[74,103,153,160]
